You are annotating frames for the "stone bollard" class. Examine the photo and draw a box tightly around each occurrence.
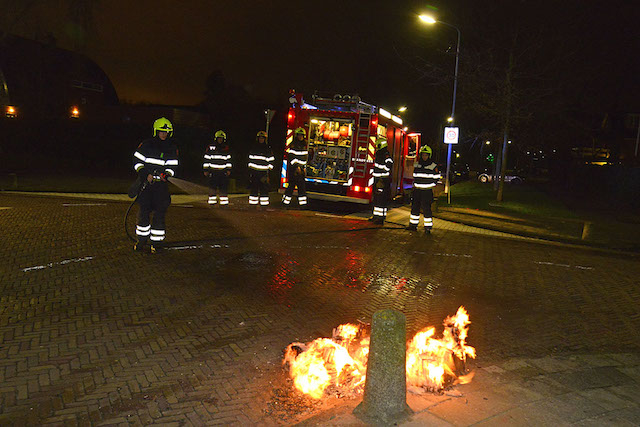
[581,221,593,241]
[354,309,412,425]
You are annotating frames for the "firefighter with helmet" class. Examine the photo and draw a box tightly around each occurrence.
[282,127,308,208]
[247,131,275,207]
[132,117,179,253]
[370,135,393,224]
[407,145,440,233]
[203,130,232,206]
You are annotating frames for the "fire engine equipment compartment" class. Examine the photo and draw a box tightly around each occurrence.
[306,117,354,182]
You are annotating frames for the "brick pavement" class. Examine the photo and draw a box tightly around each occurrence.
[1,192,639,425]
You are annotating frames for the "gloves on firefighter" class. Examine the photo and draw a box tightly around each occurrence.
[160,172,169,182]
[204,171,210,177]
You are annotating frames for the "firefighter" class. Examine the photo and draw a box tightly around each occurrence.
[371,135,393,224]
[407,145,440,233]
[203,130,232,206]
[132,117,179,253]
[282,127,308,208]
[248,131,275,207]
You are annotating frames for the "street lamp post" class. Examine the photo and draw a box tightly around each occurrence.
[420,15,461,204]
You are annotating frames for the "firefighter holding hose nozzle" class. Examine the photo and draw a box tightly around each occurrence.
[132,117,179,253]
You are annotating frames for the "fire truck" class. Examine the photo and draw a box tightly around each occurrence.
[280,91,422,204]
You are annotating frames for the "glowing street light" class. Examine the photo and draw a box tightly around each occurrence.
[447,117,454,123]
[419,15,437,24]
[419,14,461,203]
[485,140,491,145]
[398,106,408,112]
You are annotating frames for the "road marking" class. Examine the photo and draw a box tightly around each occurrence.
[290,245,351,249]
[167,245,202,251]
[534,261,594,270]
[0,207,12,210]
[22,256,94,272]
[167,244,229,251]
[414,251,472,258]
[62,203,107,207]
[174,205,194,208]
[315,213,343,218]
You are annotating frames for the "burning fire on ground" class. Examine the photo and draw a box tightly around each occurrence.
[283,307,475,399]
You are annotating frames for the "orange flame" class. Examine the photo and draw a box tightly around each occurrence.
[283,306,475,398]
[406,306,476,390]
[283,324,368,399]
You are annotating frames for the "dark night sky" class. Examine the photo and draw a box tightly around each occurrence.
[10,0,640,132]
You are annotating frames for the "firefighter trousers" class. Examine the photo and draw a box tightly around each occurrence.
[208,171,229,205]
[249,172,270,206]
[136,181,171,245]
[410,188,434,229]
[283,171,307,206]
[372,178,390,219]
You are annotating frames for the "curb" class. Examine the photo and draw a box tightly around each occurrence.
[434,211,640,256]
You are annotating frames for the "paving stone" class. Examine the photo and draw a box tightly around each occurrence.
[578,387,636,411]
[427,390,515,426]
[551,367,635,390]
[0,193,639,424]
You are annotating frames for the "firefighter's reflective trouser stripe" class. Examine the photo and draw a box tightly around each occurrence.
[208,195,229,205]
[372,178,389,219]
[283,173,306,205]
[150,229,165,242]
[208,172,229,205]
[136,182,170,244]
[249,173,270,206]
[136,224,151,237]
[373,206,388,217]
[411,188,434,229]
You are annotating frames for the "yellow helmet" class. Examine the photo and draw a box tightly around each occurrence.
[294,127,306,137]
[419,145,432,156]
[376,136,388,150]
[153,117,173,137]
[214,130,227,140]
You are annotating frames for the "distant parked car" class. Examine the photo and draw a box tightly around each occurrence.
[477,170,524,184]
[435,163,469,184]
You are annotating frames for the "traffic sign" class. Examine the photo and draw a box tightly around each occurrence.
[444,127,459,144]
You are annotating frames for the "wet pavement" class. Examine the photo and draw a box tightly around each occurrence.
[1,192,639,425]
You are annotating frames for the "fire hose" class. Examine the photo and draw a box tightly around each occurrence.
[124,179,148,243]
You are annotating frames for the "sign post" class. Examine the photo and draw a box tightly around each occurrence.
[265,109,276,139]
[443,127,459,204]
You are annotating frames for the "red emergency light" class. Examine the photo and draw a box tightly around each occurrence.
[364,187,372,193]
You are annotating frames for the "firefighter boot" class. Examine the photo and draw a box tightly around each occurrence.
[406,224,417,231]
[425,228,432,235]
[133,238,148,252]
[150,244,164,254]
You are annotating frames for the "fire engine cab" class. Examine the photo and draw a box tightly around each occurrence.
[280,91,422,204]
